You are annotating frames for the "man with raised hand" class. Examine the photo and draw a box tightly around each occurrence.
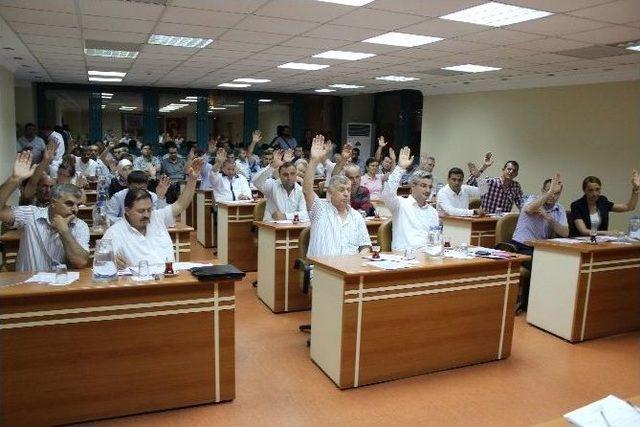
[381,147,439,251]
[304,135,370,257]
[437,165,490,217]
[467,153,523,214]
[0,152,90,271]
[252,148,308,221]
[208,148,253,202]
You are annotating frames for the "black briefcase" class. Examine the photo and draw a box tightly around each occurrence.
[190,264,246,280]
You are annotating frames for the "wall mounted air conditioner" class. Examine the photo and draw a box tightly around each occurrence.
[346,122,374,158]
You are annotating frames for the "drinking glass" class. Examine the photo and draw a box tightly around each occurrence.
[403,248,416,260]
[425,231,444,257]
[371,245,381,259]
[495,207,503,217]
[138,260,150,278]
[54,264,68,285]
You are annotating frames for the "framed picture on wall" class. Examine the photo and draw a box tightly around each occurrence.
[121,113,143,138]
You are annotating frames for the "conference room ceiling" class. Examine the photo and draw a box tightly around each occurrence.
[0,0,638,95]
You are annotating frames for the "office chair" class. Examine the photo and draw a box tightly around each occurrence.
[494,213,531,313]
[250,199,267,288]
[294,227,312,342]
[468,198,482,210]
[377,220,393,252]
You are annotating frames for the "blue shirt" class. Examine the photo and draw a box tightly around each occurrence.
[513,196,567,245]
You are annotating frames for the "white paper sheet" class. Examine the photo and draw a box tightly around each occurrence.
[25,272,80,286]
[564,395,640,427]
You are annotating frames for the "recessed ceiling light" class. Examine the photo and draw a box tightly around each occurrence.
[88,77,123,82]
[440,2,553,27]
[233,78,271,83]
[363,32,443,47]
[315,89,336,93]
[313,50,376,61]
[316,0,373,5]
[180,98,198,103]
[119,106,136,110]
[259,99,272,103]
[278,62,329,71]
[222,104,239,107]
[88,70,127,77]
[626,44,640,52]
[84,48,139,59]
[148,34,213,48]
[329,84,365,89]
[375,75,419,82]
[184,96,198,100]
[101,105,106,109]
[218,83,251,88]
[210,107,227,110]
[442,64,501,73]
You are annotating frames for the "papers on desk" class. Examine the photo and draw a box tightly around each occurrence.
[173,262,213,271]
[25,272,80,286]
[550,238,583,244]
[364,254,419,270]
[564,395,640,426]
[222,200,254,205]
[469,247,516,259]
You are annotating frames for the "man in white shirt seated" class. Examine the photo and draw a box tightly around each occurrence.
[105,170,168,224]
[304,135,371,257]
[0,152,90,271]
[252,149,309,221]
[208,148,253,201]
[104,158,203,268]
[382,147,439,251]
[41,125,65,178]
[73,146,98,178]
[437,167,489,216]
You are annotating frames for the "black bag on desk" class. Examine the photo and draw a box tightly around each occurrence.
[190,265,246,281]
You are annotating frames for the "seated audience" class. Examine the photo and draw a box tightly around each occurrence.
[108,159,133,196]
[161,142,186,182]
[0,152,90,271]
[304,135,371,257]
[467,156,523,214]
[134,143,161,178]
[104,158,204,268]
[236,130,261,180]
[41,124,65,178]
[294,158,308,185]
[569,171,639,236]
[273,125,297,150]
[105,170,168,224]
[437,165,490,216]
[381,147,439,251]
[17,122,46,164]
[252,149,309,221]
[209,148,253,201]
[360,157,390,200]
[73,146,98,178]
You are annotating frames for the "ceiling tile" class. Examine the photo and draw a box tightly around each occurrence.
[209,40,273,53]
[0,7,77,26]
[302,24,380,41]
[162,6,245,27]
[387,48,453,60]
[458,29,545,45]
[29,45,83,54]
[141,44,200,56]
[260,45,319,56]
[565,25,640,44]
[501,0,614,13]
[255,0,351,23]
[17,25,80,38]
[20,34,81,48]
[79,0,163,20]
[369,0,486,17]
[509,37,591,52]
[598,53,640,63]
[83,29,148,44]
[234,15,318,35]
[81,15,156,33]
[476,46,540,58]
[330,8,427,30]
[0,0,75,13]
[424,39,494,53]
[219,30,291,44]
[400,18,488,38]
[518,52,582,64]
[506,14,608,36]
[569,0,640,24]
[170,0,267,13]
[152,23,227,39]
[281,36,349,49]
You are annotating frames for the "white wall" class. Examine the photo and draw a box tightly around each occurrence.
[341,94,374,142]
[14,80,34,127]
[421,80,640,231]
[258,105,289,144]
[0,65,17,205]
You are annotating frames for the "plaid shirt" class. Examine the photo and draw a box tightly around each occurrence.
[351,186,375,216]
[466,175,523,213]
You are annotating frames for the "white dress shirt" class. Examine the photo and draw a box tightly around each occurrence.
[105,189,167,224]
[103,204,175,266]
[436,182,488,216]
[208,170,253,202]
[48,131,65,177]
[75,156,98,177]
[381,166,440,251]
[252,166,309,221]
[307,194,371,258]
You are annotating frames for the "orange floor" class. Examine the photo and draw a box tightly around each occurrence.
[90,234,639,427]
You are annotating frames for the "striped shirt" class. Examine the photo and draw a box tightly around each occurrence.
[466,175,523,214]
[307,194,371,258]
[11,205,90,272]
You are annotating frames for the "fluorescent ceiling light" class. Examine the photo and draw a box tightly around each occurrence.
[278,62,329,71]
[375,75,419,82]
[101,93,113,99]
[442,64,501,73]
[316,0,373,5]
[119,106,136,110]
[148,34,213,48]
[84,48,138,59]
[329,84,365,89]
[210,107,227,110]
[88,70,126,77]
[101,105,106,109]
[233,78,271,83]
[184,96,198,100]
[259,99,272,103]
[315,89,336,93]
[88,77,122,82]
[180,98,198,103]
[626,44,640,52]
[440,2,553,27]
[363,32,442,47]
[218,83,251,88]
[221,104,239,107]
[313,50,376,61]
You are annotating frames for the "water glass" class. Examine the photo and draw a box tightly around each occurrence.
[403,248,416,260]
[425,231,444,257]
[495,207,503,217]
[458,243,469,256]
[54,264,68,285]
[138,260,150,278]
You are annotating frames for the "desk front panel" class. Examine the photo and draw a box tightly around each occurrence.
[311,260,520,389]
[196,190,215,248]
[218,204,257,272]
[0,273,235,427]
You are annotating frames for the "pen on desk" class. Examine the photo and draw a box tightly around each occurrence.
[599,409,611,427]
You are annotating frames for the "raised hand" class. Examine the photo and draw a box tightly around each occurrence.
[548,173,562,194]
[388,147,396,162]
[340,143,352,163]
[187,147,196,161]
[156,174,171,198]
[632,169,639,189]
[310,134,327,162]
[43,141,56,164]
[468,162,479,176]
[282,149,294,163]
[215,148,226,165]
[483,152,494,168]
[207,139,217,154]
[252,130,262,144]
[13,151,37,181]
[397,147,414,170]
[188,157,204,179]
[377,136,386,148]
[272,149,284,169]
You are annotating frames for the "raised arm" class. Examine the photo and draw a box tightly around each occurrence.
[331,143,352,177]
[172,157,203,217]
[0,152,37,224]
[381,147,413,211]
[21,141,56,202]
[374,136,386,161]
[246,130,262,158]
[612,170,639,212]
[304,135,327,210]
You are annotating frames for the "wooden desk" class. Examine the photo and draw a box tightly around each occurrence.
[255,221,310,313]
[1,224,194,270]
[527,239,640,342]
[535,395,640,426]
[365,217,386,245]
[308,252,528,389]
[78,205,94,225]
[217,201,257,272]
[196,189,216,248]
[84,190,97,204]
[0,269,236,427]
[441,215,499,247]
